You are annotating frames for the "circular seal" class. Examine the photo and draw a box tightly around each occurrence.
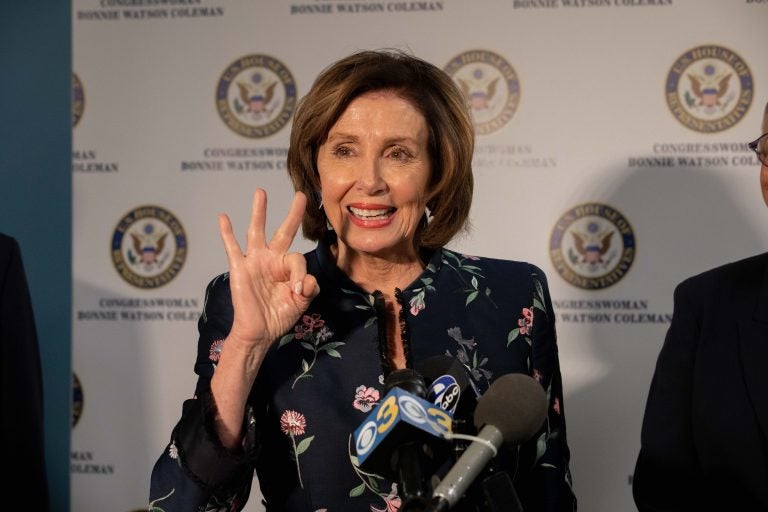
[72,372,84,428]
[665,45,753,133]
[549,203,636,290]
[444,49,520,135]
[72,72,85,128]
[215,54,297,139]
[110,205,187,289]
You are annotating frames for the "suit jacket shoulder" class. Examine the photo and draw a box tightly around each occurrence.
[674,252,768,306]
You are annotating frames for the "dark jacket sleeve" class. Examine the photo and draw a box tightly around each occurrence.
[522,265,577,511]
[149,273,259,511]
[633,278,701,511]
[0,234,50,511]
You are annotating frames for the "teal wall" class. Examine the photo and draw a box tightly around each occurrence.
[0,2,71,510]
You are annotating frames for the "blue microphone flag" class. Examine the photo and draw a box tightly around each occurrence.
[354,387,454,474]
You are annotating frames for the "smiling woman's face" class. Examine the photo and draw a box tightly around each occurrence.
[316,90,433,261]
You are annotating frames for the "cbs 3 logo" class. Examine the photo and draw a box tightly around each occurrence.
[355,393,453,457]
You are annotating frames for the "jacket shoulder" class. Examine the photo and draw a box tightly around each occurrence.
[675,252,768,297]
[444,248,546,274]
[440,249,550,291]
[679,253,767,285]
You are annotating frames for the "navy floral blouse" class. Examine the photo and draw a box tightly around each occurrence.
[149,234,576,511]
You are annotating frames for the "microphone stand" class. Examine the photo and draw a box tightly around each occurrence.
[396,446,429,512]
[384,369,431,512]
[423,462,524,512]
[478,470,523,512]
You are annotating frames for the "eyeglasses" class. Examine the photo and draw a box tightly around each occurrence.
[748,132,768,166]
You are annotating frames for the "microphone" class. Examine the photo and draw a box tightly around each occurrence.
[418,354,481,483]
[353,369,454,509]
[418,355,480,431]
[425,373,548,512]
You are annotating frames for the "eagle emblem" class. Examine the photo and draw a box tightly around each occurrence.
[236,72,277,116]
[444,49,520,135]
[686,64,731,108]
[215,54,297,138]
[549,203,635,290]
[111,205,187,289]
[458,68,500,111]
[570,223,614,265]
[129,222,168,267]
[666,45,753,133]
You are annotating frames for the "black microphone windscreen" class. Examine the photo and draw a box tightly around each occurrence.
[417,355,479,429]
[384,368,427,397]
[473,373,547,445]
[418,355,470,387]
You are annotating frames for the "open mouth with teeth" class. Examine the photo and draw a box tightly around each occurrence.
[348,206,396,220]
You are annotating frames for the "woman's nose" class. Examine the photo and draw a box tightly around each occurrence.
[356,158,387,194]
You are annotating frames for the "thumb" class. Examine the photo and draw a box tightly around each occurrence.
[295,274,320,305]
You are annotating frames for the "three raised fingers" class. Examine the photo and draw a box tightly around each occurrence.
[220,189,308,268]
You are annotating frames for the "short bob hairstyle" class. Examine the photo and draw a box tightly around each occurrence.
[287,48,474,249]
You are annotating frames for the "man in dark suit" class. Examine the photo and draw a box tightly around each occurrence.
[0,232,50,510]
[632,102,768,510]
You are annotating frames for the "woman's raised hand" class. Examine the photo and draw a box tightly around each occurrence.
[218,189,320,352]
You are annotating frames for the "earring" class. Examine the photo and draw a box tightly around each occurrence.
[317,191,331,230]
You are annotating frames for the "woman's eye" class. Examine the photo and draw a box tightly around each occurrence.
[333,146,352,157]
[390,147,412,161]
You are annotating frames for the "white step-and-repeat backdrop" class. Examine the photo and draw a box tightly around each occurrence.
[71,1,768,510]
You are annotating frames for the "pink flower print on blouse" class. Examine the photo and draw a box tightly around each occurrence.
[553,397,561,415]
[409,291,426,316]
[519,307,534,335]
[294,313,325,339]
[408,275,435,317]
[208,338,224,362]
[278,313,344,389]
[353,385,380,413]
[280,410,314,488]
[370,483,402,512]
[280,410,307,436]
[508,307,535,347]
[532,368,543,384]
